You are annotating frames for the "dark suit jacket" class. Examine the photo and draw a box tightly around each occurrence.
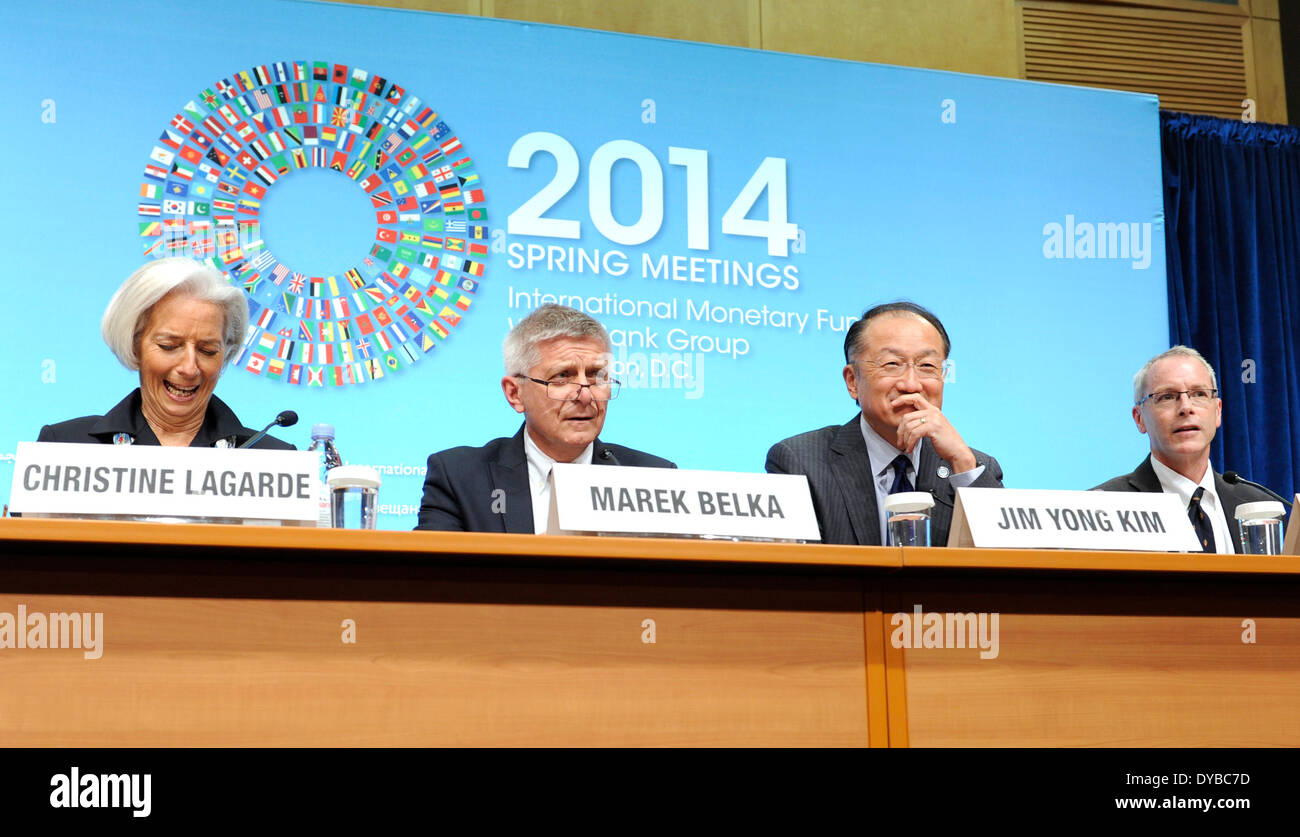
[1092,455,1274,553]
[765,416,1004,546]
[415,425,676,533]
[37,389,294,449]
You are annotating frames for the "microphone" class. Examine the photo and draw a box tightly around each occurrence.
[238,410,298,449]
[599,448,620,465]
[1223,471,1292,507]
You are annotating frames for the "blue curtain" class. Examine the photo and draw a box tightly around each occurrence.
[1161,111,1300,503]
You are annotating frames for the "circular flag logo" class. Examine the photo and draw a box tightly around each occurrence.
[136,61,487,386]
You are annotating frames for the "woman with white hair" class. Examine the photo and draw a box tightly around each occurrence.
[37,258,293,449]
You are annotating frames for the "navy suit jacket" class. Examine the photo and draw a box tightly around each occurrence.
[765,416,1004,546]
[1092,455,1274,553]
[415,425,676,533]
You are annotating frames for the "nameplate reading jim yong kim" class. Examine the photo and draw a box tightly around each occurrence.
[949,486,1203,552]
[546,463,820,541]
[10,441,319,525]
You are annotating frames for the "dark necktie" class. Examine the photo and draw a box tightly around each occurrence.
[1188,486,1216,553]
[889,454,913,494]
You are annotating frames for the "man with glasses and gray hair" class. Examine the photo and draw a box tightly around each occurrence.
[416,303,674,533]
[766,301,1003,546]
[1094,345,1273,553]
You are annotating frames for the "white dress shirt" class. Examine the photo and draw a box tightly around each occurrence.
[1148,457,1234,554]
[523,430,594,535]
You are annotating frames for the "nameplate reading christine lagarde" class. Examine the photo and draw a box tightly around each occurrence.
[10,441,318,523]
[949,486,1203,551]
[546,463,820,541]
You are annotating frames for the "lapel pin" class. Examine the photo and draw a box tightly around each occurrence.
[936,465,950,479]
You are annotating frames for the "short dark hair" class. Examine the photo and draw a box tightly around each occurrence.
[843,301,951,364]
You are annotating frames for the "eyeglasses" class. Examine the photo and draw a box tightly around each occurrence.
[516,375,621,402]
[860,358,946,380]
[1137,388,1218,408]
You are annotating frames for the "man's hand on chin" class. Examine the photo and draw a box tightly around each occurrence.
[891,393,978,474]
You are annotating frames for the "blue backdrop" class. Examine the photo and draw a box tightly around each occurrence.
[0,0,1168,528]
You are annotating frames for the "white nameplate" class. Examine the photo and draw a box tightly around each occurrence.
[949,487,1203,551]
[546,463,821,541]
[10,441,318,524]
[1285,494,1300,556]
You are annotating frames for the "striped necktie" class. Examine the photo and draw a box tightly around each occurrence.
[889,454,913,494]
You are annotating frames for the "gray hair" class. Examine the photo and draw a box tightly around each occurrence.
[1132,345,1218,405]
[101,257,248,371]
[502,303,611,375]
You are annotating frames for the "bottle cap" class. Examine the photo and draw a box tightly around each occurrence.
[1235,500,1284,521]
[883,491,935,514]
[310,422,336,440]
[326,465,382,490]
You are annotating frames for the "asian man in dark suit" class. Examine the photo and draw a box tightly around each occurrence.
[766,301,1003,546]
[416,304,674,533]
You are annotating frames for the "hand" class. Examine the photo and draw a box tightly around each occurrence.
[891,393,977,474]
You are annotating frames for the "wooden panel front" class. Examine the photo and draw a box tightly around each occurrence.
[891,575,1300,747]
[0,552,870,747]
[10,520,1300,747]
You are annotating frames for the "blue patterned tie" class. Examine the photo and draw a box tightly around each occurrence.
[1188,487,1215,553]
[889,454,913,494]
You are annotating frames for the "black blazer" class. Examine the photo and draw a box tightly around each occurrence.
[37,389,294,450]
[415,424,675,533]
[1092,455,1274,553]
[766,416,1004,546]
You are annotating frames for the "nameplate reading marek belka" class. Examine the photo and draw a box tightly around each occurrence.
[546,463,820,541]
[949,486,1203,551]
[10,441,319,524]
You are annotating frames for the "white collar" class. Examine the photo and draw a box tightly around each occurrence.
[859,414,916,478]
[1149,456,1218,508]
[523,429,594,535]
[523,429,594,491]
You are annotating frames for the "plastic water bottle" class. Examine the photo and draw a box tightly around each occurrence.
[306,423,343,527]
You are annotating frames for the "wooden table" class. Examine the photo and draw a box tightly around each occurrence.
[1,518,1297,746]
